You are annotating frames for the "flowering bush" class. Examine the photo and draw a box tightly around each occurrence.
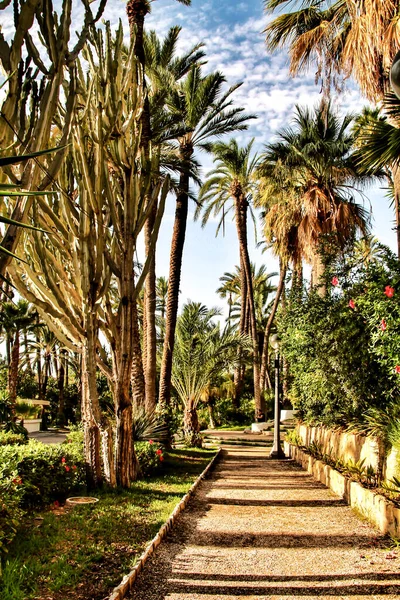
[0,439,85,508]
[135,441,165,477]
[279,244,400,427]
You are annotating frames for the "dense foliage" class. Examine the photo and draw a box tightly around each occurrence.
[279,245,400,427]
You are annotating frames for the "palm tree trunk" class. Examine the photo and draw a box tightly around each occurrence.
[43,355,50,398]
[233,253,248,406]
[183,399,201,447]
[260,261,287,393]
[143,201,158,413]
[24,331,32,374]
[312,252,326,296]
[234,193,263,420]
[159,150,192,410]
[393,165,400,259]
[132,298,146,413]
[57,350,66,426]
[8,330,19,412]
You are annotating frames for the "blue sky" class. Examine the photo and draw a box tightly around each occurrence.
[3,0,397,317]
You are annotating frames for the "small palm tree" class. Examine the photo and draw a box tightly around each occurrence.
[172,302,249,446]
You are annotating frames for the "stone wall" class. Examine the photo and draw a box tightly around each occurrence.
[297,424,399,483]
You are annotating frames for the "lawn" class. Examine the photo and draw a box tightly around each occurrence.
[0,447,216,600]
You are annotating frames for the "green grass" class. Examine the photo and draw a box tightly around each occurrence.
[0,447,216,600]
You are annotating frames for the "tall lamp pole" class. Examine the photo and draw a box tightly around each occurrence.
[269,334,285,459]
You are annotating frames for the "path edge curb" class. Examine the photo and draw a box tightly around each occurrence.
[108,447,222,600]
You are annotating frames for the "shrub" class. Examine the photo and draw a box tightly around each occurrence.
[279,245,400,427]
[0,432,27,446]
[0,439,85,508]
[135,441,164,477]
[0,476,25,559]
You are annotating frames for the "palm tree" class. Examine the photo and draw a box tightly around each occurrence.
[264,0,398,103]
[353,95,400,257]
[0,300,37,410]
[171,302,248,446]
[264,0,400,257]
[256,102,373,390]
[140,28,206,414]
[258,103,371,284]
[158,66,253,411]
[195,139,263,416]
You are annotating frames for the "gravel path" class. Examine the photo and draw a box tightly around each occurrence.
[127,446,400,600]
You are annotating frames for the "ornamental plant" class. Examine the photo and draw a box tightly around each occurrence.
[0,439,85,508]
[135,441,165,477]
[278,243,400,428]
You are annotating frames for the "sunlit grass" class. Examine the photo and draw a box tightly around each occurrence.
[0,448,216,600]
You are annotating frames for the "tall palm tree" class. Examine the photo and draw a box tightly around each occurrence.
[256,102,373,390]
[258,103,371,284]
[264,0,400,257]
[158,66,253,411]
[0,300,37,410]
[195,139,263,416]
[140,28,206,414]
[353,95,400,257]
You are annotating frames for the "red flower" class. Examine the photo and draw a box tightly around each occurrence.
[159,456,164,462]
[380,319,387,331]
[12,477,22,485]
[148,440,154,445]
[54,500,60,507]
[61,457,66,463]
[64,465,70,472]
[348,299,356,309]
[331,276,339,286]
[385,285,395,298]
[72,465,77,470]
[156,449,162,456]
[395,365,400,374]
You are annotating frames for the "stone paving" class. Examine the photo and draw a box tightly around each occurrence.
[127,446,400,600]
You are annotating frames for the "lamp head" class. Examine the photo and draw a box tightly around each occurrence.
[270,333,280,351]
[390,50,400,100]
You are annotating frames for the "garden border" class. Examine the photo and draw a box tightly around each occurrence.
[284,441,400,537]
[108,447,222,600]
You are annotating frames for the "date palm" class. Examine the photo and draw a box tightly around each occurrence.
[140,28,205,414]
[196,139,263,416]
[172,302,248,446]
[158,66,253,411]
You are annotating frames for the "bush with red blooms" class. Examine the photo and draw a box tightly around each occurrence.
[0,438,85,509]
[278,243,400,427]
[135,441,165,477]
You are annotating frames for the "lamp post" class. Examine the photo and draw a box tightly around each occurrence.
[269,333,285,459]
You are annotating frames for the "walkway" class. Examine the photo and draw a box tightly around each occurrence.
[127,446,400,600]
[28,429,67,444]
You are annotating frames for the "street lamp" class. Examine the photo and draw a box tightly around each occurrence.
[269,333,285,459]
